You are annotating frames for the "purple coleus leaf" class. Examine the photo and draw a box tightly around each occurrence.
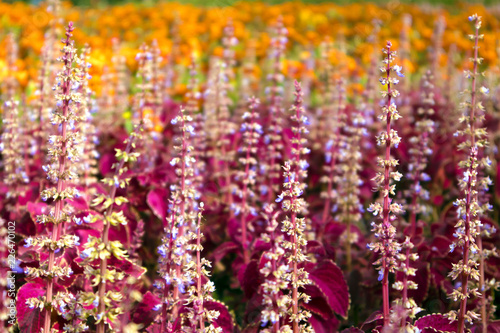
[131,291,161,328]
[241,259,260,299]
[302,284,334,319]
[306,259,350,318]
[147,188,169,221]
[205,300,234,332]
[309,314,339,333]
[486,320,500,333]
[108,256,147,279]
[213,241,239,263]
[428,235,453,258]
[415,314,458,333]
[395,262,430,304]
[470,320,500,333]
[16,282,46,333]
[99,152,115,176]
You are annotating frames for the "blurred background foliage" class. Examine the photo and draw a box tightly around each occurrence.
[4,0,500,7]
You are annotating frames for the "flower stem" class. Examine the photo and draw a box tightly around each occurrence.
[43,24,74,333]
[457,19,480,333]
[381,42,394,328]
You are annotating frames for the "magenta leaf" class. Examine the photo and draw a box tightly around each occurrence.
[147,188,169,220]
[16,282,46,333]
[213,241,239,263]
[307,259,350,318]
[108,256,147,279]
[242,259,260,299]
[309,313,339,333]
[302,284,334,319]
[132,291,161,328]
[415,314,458,332]
[360,311,383,330]
[487,320,500,333]
[205,300,234,332]
[99,152,115,176]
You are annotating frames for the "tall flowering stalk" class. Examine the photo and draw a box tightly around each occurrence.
[157,107,199,329]
[134,44,154,133]
[1,34,27,208]
[209,21,238,206]
[430,15,446,82]
[82,122,143,332]
[363,20,381,127]
[33,38,54,163]
[163,14,181,98]
[150,39,164,128]
[407,72,435,236]
[259,205,288,331]
[393,72,434,327]
[185,55,206,195]
[2,33,18,101]
[263,17,287,202]
[448,14,492,333]
[108,38,129,129]
[313,38,335,151]
[213,58,235,206]
[76,45,99,193]
[276,81,311,333]
[181,203,221,332]
[232,97,261,263]
[24,22,84,333]
[367,41,404,328]
[1,99,28,213]
[134,44,159,172]
[237,39,258,124]
[338,104,365,273]
[320,78,345,226]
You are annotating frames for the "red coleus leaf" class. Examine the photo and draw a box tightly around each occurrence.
[487,320,500,333]
[307,240,327,258]
[131,291,161,328]
[360,310,383,331]
[16,282,46,333]
[24,202,50,236]
[302,284,334,320]
[67,191,89,211]
[242,259,261,299]
[18,185,38,206]
[415,314,458,332]
[99,152,115,176]
[308,313,339,333]
[428,235,453,258]
[205,300,234,333]
[108,256,147,279]
[147,188,169,221]
[306,259,350,318]
[395,262,430,304]
[213,241,239,263]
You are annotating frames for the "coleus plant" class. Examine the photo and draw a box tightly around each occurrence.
[2,5,500,333]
